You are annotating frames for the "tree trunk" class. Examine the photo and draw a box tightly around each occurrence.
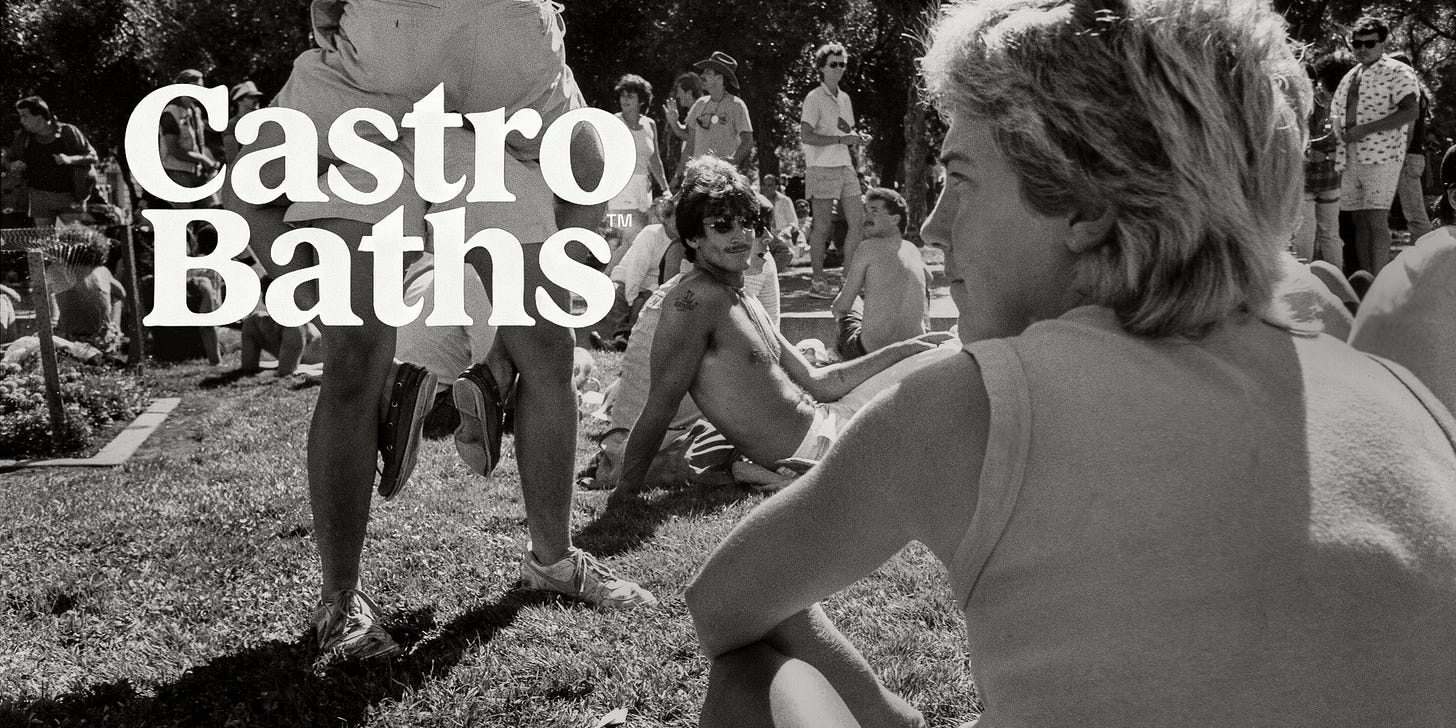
[900,89,933,243]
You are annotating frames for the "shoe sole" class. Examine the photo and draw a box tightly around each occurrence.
[453,364,505,477]
[378,363,438,500]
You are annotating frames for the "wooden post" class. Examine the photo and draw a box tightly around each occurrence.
[120,220,146,371]
[25,250,66,436]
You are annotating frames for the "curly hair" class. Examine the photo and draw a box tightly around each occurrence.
[922,0,1309,338]
[676,157,759,262]
[614,74,653,108]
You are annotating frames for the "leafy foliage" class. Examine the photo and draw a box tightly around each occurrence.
[0,358,150,458]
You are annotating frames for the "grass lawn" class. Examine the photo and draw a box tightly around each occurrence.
[0,356,977,727]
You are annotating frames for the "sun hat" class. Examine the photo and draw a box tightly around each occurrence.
[693,51,741,92]
[230,81,264,102]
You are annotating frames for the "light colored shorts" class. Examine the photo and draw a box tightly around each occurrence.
[805,164,861,201]
[608,173,652,212]
[1340,159,1402,211]
[790,401,857,461]
[284,127,556,246]
[278,0,582,163]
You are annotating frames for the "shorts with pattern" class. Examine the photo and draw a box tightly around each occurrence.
[1340,159,1402,211]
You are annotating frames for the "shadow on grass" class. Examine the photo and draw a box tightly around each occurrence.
[7,589,557,727]
[197,368,267,390]
[573,483,753,558]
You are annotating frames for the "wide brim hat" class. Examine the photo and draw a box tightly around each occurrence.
[231,80,264,102]
[694,51,740,92]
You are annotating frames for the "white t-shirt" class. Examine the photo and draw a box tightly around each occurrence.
[800,85,855,169]
[611,223,676,301]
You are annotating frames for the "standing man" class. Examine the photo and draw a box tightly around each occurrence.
[4,97,98,226]
[685,52,754,171]
[1330,17,1420,274]
[1390,53,1433,244]
[223,0,656,667]
[800,43,871,299]
[159,69,222,208]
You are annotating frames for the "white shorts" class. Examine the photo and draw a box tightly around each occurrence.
[284,127,556,247]
[790,401,857,461]
[1340,159,1402,211]
[279,0,581,163]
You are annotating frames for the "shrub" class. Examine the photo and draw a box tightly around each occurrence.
[0,360,149,459]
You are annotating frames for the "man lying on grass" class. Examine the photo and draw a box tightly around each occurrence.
[609,157,950,503]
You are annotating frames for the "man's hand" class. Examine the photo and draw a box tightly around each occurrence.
[840,132,872,147]
[664,103,679,126]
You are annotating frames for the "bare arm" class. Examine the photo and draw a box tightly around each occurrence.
[800,121,868,149]
[646,119,670,192]
[831,253,869,319]
[780,328,953,403]
[614,283,724,499]
[731,131,754,169]
[687,355,988,722]
[663,103,689,141]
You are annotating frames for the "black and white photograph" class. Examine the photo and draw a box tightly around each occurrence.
[2,0,1455,725]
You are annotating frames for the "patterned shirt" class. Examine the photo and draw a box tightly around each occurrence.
[1330,56,1419,168]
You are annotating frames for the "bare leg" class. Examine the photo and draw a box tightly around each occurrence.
[467,245,577,565]
[308,218,395,598]
[1354,209,1390,274]
[840,187,865,271]
[809,197,835,285]
[701,608,925,728]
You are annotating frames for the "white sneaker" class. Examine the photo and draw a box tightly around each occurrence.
[519,546,658,609]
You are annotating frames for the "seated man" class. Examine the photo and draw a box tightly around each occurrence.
[45,226,126,353]
[831,187,932,360]
[239,276,324,376]
[612,158,949,501]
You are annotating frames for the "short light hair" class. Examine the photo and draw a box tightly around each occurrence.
[922,0,1310,338]
[864,187,908,234]
[815,43,847,69]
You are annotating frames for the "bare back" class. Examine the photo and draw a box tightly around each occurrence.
[855,238,929,352]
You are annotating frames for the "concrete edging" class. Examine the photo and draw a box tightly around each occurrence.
[0,397,181,471]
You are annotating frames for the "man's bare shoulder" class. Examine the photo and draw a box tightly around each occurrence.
[658,273,737,323]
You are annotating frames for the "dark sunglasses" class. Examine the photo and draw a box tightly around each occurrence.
[1349,39,1380,49]
[707,216,767,236]
[825,61,847,69]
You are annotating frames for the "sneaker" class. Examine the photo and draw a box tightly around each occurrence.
[806,281,836,299]
[378,361,438,500]
[519,546,658,609]
[313,589,400,661]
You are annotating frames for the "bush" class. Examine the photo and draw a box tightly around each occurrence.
[0,360,150,459]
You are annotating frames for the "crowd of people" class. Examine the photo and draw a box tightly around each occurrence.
[4,0,1455,723]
